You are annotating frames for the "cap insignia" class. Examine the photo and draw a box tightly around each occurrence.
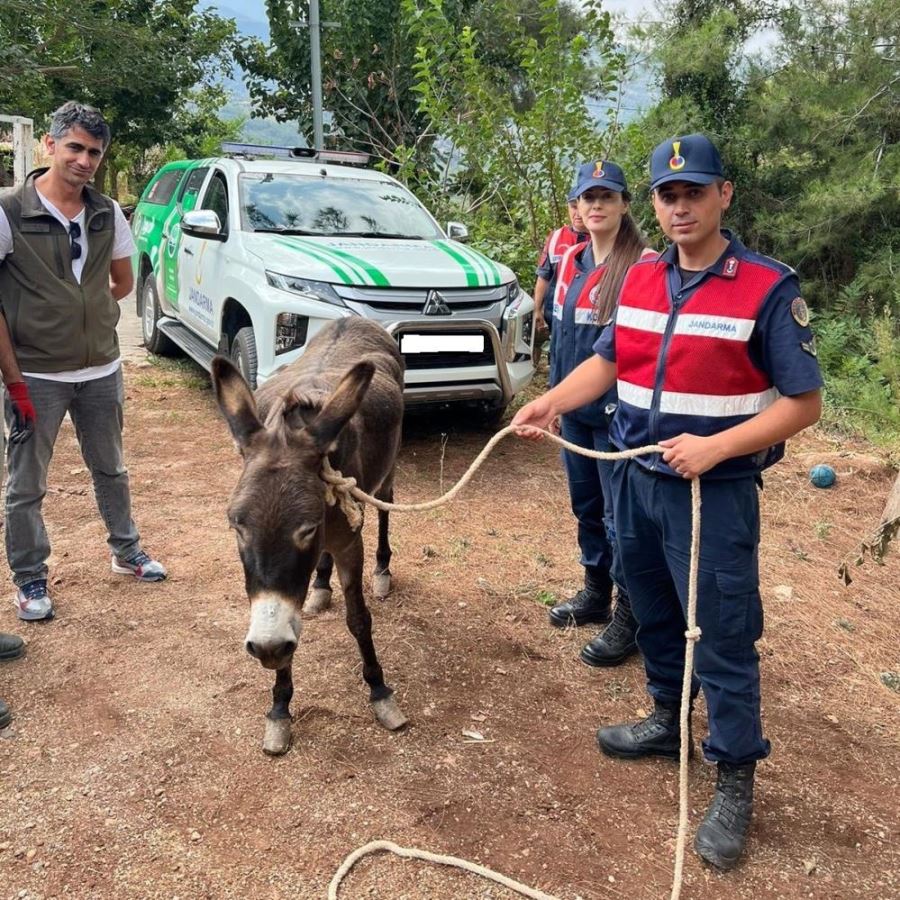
[669,140,686,171]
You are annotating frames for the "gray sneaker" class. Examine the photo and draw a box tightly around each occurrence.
[14,579,54,622]
[112,550,167,582]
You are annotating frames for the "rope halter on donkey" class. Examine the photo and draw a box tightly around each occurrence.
[321,423,703,900]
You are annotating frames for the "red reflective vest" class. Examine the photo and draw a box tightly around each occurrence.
[611,253,786,477]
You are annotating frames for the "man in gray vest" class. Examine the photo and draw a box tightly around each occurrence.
[0,100,166,624]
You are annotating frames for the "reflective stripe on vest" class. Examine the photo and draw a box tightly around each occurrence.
[615,257,780,430]
[547,225,585,264]
[552,244,606,323]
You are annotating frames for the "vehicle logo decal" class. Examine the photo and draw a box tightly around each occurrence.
[292,238,390,287]
[273,238,353,284]
[430,240,480,287]
[423,290,452,316]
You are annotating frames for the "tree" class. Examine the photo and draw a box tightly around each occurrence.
[234,0,592,166]
[0,0,238,196]
[400,0,622,283]
[627,0,900,445]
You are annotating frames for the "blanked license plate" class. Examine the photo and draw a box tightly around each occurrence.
[401,334,485,354]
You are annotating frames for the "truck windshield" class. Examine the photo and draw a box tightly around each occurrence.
[238,173,443,239]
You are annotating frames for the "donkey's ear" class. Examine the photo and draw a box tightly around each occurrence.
[307,360,375,453]
[212,355,263,449]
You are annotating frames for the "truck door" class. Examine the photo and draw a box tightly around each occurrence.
[161,165,209,311]
[178,168,230,343]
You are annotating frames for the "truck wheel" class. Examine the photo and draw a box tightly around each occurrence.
[478,402,509,429]
[141,277,179,356]
[230,326,258,390]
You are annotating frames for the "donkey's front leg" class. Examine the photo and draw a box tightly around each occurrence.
[262,665,294,755]
[305,551,334,615]
[335,538,407,731]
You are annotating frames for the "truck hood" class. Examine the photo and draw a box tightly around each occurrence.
[243,234,515,289]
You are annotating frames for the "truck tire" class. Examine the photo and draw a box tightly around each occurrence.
[141,277,179,356]
[230,326,258,390]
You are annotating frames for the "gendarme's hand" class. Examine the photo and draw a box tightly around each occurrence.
[659,433,726,478]
[511,395,556,441]
[7,381,36,445]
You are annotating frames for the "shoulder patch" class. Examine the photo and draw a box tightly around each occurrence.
[791,297,810,327]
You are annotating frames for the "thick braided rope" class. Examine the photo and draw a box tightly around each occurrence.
[327,839,560,900]
[324,424,702,900]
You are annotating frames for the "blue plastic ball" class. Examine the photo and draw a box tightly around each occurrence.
[809,464,836,488]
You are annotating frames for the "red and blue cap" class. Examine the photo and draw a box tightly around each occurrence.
[649,133,724,190]
[567,160,628,202]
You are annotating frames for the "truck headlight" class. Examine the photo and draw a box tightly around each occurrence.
[505,280,521,307]
[275,313,309,355]
[266,270,346,307]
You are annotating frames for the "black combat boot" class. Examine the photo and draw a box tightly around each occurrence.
[596,699,693,760]
[695,762,756,870]
[580,592,638,666]
[548,567,612,628]
[0,698,11,730]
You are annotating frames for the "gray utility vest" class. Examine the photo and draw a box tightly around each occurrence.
[0,169,120,373]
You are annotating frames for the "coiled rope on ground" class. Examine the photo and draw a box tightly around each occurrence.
[322,424,702,900]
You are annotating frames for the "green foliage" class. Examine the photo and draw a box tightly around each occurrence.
[236,0,592,166]
[625,0,900,447]
[400,0,623,285]
[0,0,238,196]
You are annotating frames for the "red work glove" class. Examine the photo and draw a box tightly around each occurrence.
[7,381,36,445]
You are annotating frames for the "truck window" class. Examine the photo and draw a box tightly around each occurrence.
[178,166,209,210]
[199,172,229,233]
[144,169,184,205]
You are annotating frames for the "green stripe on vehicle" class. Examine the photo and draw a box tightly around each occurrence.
[464,245,503,285]
[293,238,389,287]
[274,238,353,284]
[452,241,494,286]
[281,237,369,285]
[431,240,480,287]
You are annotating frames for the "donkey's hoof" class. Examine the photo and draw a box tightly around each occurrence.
[372,572,391,599]
[372,695,407,731]
[262,717,292,755]
[304,588,333,615]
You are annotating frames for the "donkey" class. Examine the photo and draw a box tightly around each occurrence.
[212,317,406,755]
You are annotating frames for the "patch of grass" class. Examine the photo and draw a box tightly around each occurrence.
[815,521,833,539]
[834,618,855,632]
[135,355,210,391]
[536,589,557,607]
[448,537,471,559]
[535,553,553,568]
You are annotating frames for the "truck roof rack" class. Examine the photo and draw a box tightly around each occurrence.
[220,142,371,167]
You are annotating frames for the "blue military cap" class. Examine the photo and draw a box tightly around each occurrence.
[649,133,724,191]
[567,160,628,202]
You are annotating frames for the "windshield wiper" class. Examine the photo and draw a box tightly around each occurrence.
[326,230,426,240]
[252,227,319,235]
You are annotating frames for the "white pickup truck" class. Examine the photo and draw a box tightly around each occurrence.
[131,145,535,419]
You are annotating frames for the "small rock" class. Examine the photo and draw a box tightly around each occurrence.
[26,848,36,861]
[803,858,817,875]
[774,585,793,601]
[190,831,201,842]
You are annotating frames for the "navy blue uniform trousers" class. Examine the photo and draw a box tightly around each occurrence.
[560,415,620,585]
[611,460,770,765]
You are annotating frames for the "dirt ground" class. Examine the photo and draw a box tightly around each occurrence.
[0,347,898,900]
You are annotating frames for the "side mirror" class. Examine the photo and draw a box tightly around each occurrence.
[446,221,469,243]
[182,209,227,242]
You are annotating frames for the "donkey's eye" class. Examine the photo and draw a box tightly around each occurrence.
[293,523,318,550]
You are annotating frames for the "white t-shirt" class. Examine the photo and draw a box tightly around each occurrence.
[0,189,136,382]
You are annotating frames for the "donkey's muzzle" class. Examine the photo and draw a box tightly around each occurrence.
[245,594,303,669]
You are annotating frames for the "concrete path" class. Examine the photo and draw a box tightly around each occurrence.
[118,291,148,363]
